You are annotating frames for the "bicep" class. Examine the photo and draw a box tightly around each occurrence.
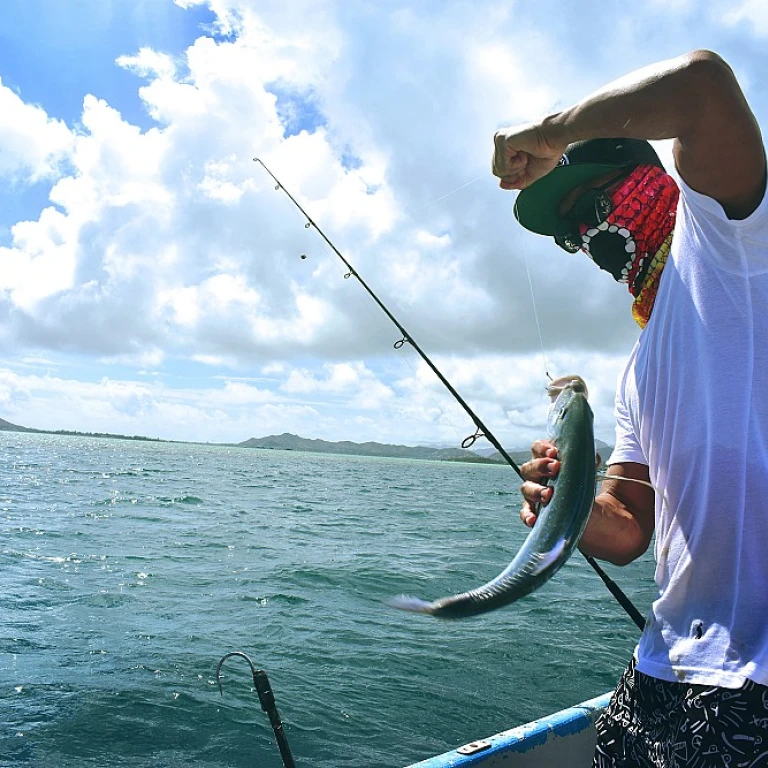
[673,51,766,218]
[600,462,656,550]
[580,462,656,565]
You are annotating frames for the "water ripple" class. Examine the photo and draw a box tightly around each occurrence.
[0,432,656,768]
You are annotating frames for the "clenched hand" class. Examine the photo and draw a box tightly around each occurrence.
[492,122,566,190]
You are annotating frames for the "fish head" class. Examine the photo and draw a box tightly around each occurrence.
[547,375,590,436]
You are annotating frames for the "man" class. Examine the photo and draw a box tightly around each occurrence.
[492,50,768,766]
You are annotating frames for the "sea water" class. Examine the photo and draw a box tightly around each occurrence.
[0,432,656,767]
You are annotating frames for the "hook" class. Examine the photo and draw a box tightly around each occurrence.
[216,651,297,768]
[216,650,257,696]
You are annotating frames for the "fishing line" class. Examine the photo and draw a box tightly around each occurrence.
[256,157,645,630]
[596,472,670,515]
[521,238,553,383]
[520,231,645,631]
[406,173,485,214]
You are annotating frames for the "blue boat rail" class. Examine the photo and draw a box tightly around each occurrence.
[404,692,612,768]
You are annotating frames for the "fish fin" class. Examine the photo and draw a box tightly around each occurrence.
[529,539,567,576]
[386,594,435,614]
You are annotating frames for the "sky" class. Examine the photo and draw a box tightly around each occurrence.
[1,0,767,450]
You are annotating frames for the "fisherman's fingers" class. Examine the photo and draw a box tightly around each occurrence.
[520,500,538,528]
[530,439,558,461]
[521,455,559,483]
[520,480,553,507]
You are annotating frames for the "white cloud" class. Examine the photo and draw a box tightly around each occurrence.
[0,366,310,442]
[0,207,78,309]
[722,0,768,36]
[0,76,73,182]
[0,0,766,444]
[415,230,451,248]
[390,349,626,448]
[282,361,394,410]
[116,47,178,81]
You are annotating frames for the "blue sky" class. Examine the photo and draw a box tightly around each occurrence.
[0,0,215,235]
[1,0,768,446]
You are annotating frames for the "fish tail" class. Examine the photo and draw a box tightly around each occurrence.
[386,595,436,614]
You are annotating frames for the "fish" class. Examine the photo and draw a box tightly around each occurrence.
[388,376,596,619]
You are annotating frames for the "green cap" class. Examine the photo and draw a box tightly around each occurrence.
[513,138,664,236]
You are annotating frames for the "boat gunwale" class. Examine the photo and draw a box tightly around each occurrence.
[404,691,612,767]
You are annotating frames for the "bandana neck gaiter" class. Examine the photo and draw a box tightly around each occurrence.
[579,164,679,328]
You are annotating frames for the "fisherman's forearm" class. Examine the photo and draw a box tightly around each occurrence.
[540,50,730,148]
[578,492,652,566]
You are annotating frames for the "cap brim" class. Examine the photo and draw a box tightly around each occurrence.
[513,163,628,236]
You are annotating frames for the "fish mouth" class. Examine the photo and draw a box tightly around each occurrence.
[547,375,588,402]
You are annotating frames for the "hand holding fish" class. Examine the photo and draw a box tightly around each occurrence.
[519,440,560,528]
[492,121,566,190]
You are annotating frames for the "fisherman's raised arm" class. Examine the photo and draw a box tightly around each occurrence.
[494,50,765,218]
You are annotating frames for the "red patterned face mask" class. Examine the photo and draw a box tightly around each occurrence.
[578,165,679,298]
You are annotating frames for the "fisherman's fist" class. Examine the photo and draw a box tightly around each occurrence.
[492,122,566,190]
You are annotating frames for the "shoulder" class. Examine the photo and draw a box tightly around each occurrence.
[673,51,766,220]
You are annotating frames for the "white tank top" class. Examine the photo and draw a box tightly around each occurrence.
[608,176,768,687]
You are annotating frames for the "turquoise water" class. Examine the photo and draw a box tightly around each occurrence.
[0,432,656,767]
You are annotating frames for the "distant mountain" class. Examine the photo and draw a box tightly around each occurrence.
[595,438,614,456]
[484,438,614,467]
[1,416,613,465]
[238,433,504,463]
[470,446,501,458]
[0,417,165,442]
[0,417,35,433]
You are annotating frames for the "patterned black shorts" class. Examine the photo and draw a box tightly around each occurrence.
[594,658,768,767]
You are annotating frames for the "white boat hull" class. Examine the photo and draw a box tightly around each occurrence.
[405,692,611,767]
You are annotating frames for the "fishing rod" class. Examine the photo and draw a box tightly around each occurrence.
[254,157,645,631]
[217,651,296,768]
[254,157,520,472]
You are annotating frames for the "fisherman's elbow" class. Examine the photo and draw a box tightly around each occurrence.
[682,50,736,89]
[607,547,646,567]
[606,535,652,567]
[579,535,648,567]
[685,49,728,68]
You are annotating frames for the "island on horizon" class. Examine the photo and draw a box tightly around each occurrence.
[0,417,612,466]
